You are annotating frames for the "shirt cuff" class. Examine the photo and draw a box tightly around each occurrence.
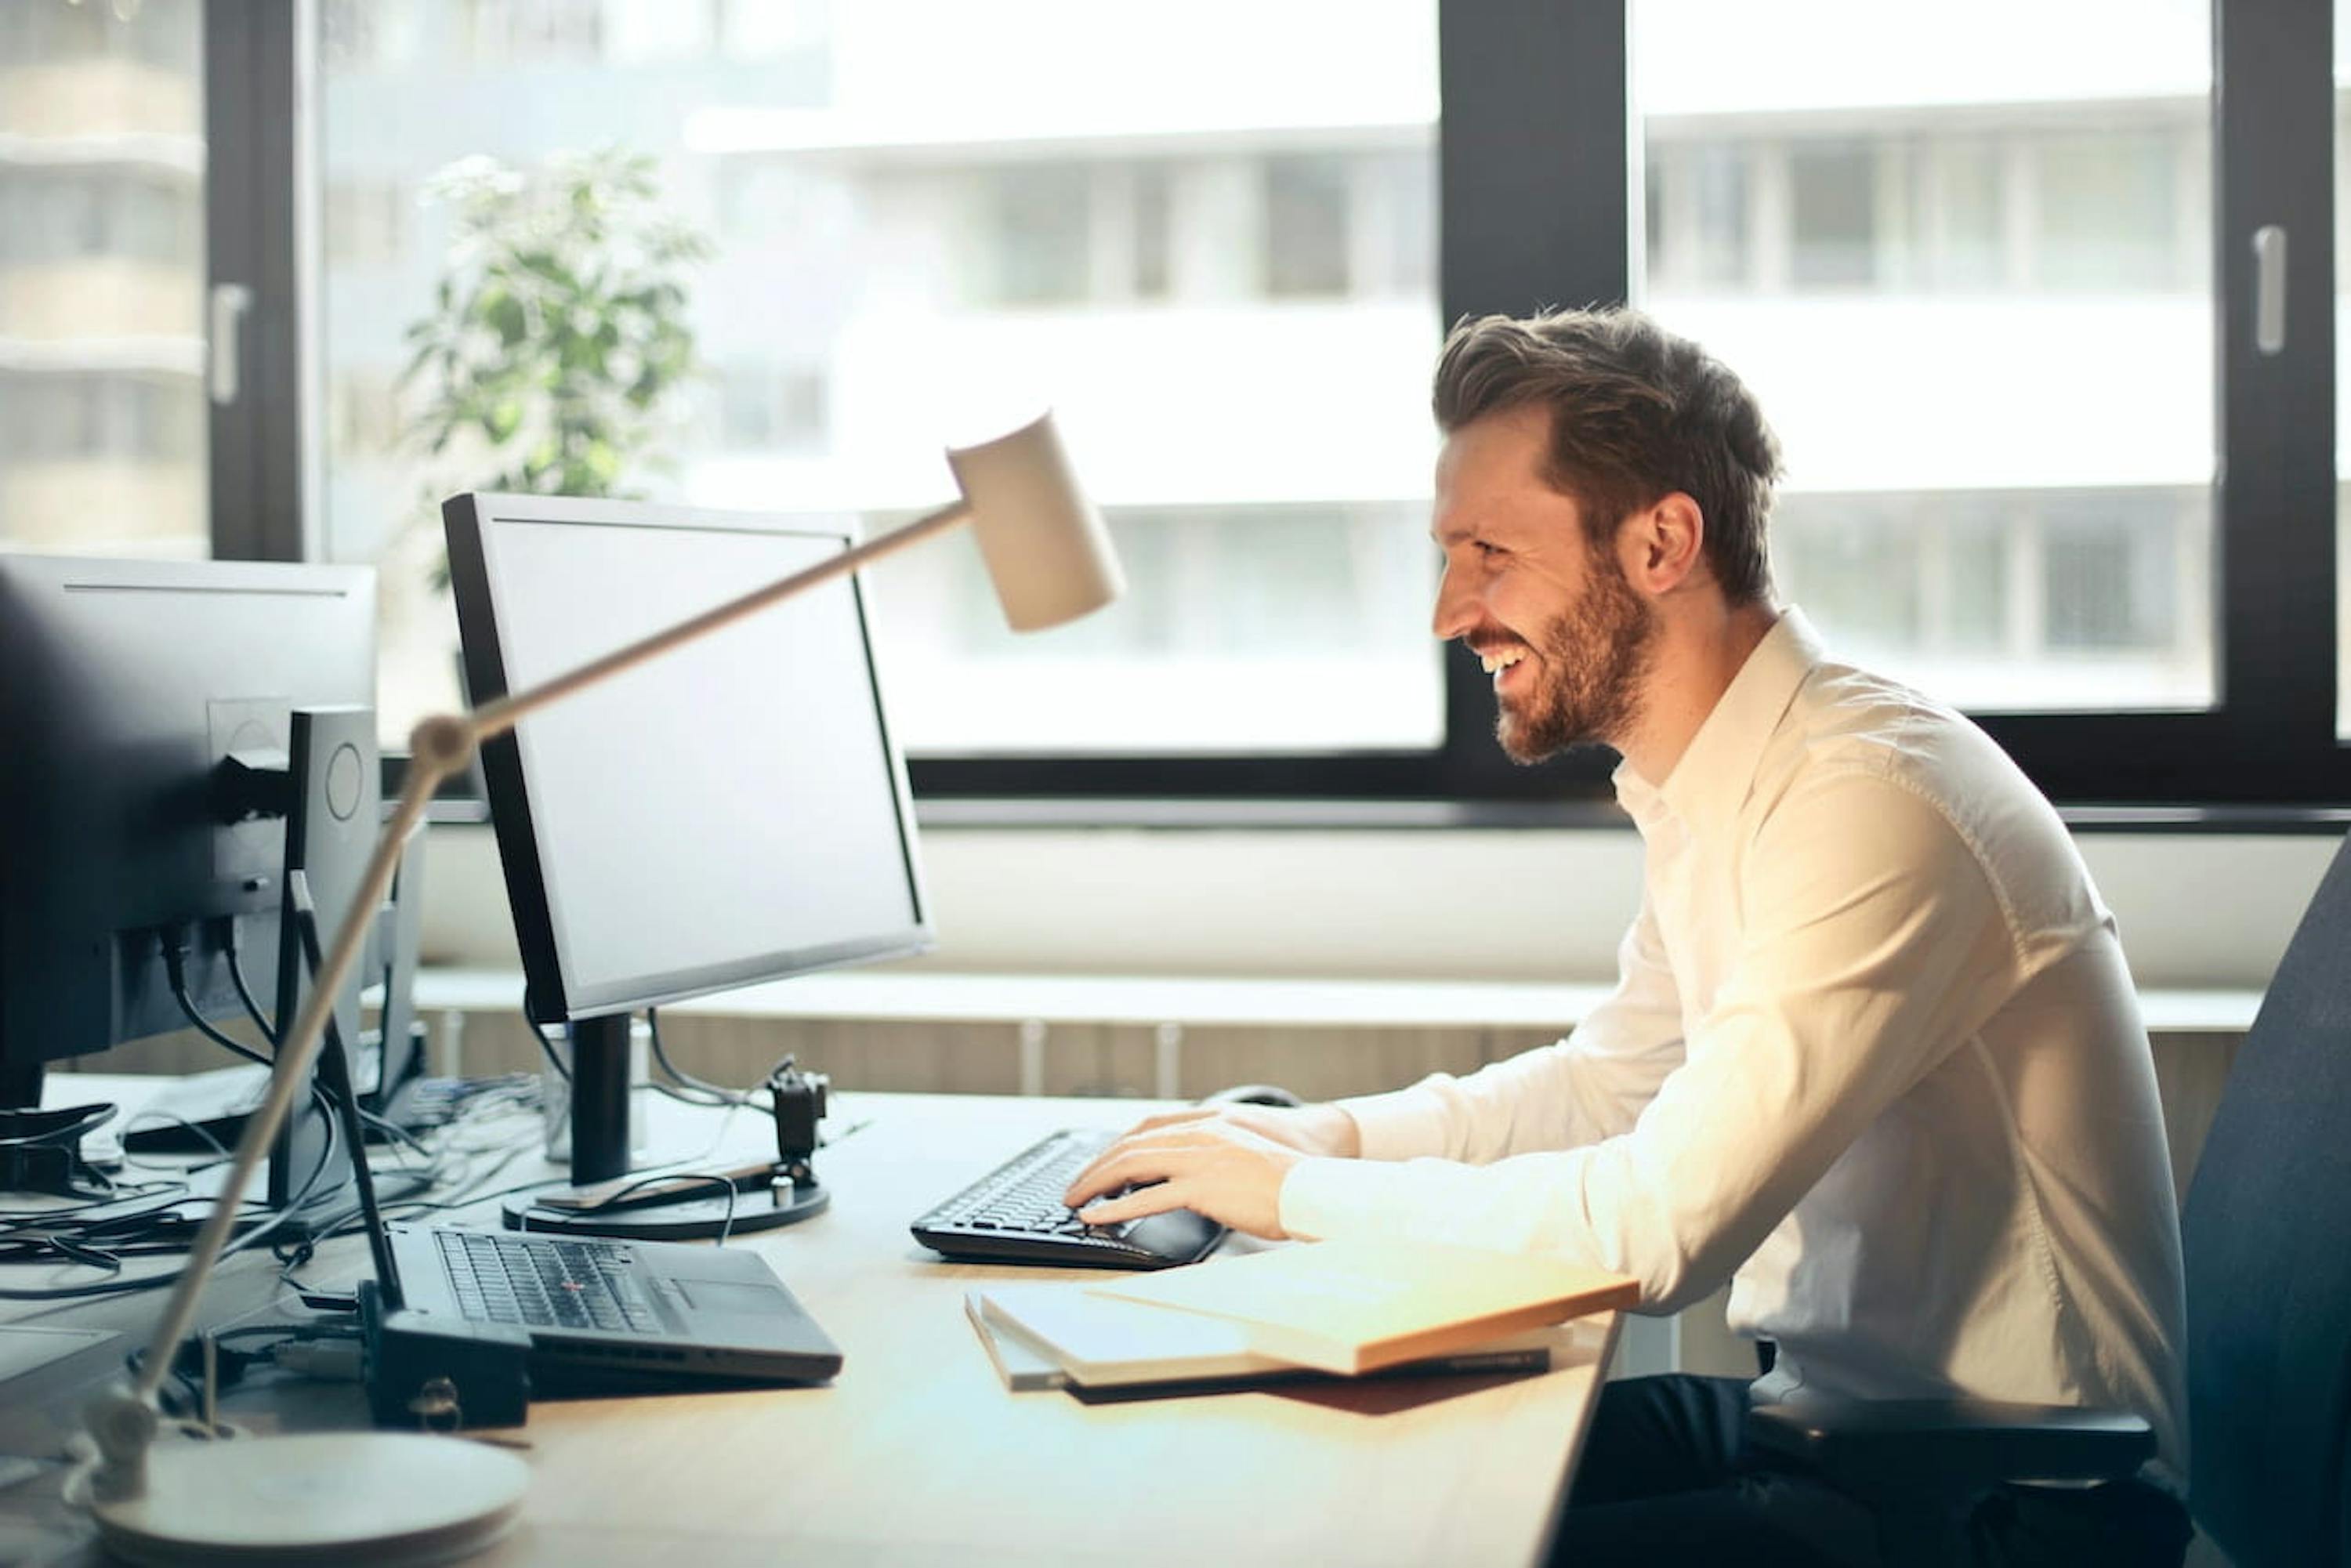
[1335,1077,1456,1161]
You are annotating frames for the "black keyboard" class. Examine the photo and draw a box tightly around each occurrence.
[436,1230,661,1334]
[911,1128,1226,1269]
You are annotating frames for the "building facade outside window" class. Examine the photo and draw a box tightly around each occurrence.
[1636,0,2215,715]
[0,0,207,559]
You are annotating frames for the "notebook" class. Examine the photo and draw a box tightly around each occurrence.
[967,1281,1556,1396]
[1089,1238,1638,1375]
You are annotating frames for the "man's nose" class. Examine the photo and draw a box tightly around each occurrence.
[1431,564,1477,642]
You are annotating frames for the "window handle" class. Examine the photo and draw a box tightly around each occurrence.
[2252,225,2287,357]
[208,283,255,405]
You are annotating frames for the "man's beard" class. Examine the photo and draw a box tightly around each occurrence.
[1495,558,1657,765]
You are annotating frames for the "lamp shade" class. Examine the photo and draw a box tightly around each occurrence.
[946,411,1125,632]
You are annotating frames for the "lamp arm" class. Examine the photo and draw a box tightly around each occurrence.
[87,495,977,1497]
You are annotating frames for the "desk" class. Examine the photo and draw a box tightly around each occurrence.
[4,1079,1618,1567]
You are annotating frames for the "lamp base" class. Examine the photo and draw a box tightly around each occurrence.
[88,1432,527,1566]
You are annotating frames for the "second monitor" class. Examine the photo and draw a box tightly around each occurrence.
[444,493,933,1236]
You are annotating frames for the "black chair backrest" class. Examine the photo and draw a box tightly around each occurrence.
[2180,832,2351,1568]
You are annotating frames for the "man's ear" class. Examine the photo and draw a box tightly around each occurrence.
[1619,493,1705,593]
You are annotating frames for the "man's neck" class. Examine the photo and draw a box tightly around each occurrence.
[1616,600,1782,784]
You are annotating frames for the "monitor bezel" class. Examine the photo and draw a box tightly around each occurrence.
[443,491,936,1027]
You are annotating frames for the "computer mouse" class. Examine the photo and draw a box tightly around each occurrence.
[1200,1082,1303,1110]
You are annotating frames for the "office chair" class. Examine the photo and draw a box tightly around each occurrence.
[1745,830,2351,1568]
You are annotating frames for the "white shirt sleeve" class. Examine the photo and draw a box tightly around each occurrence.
[1280,768,2018,1315]
[1339,891,1687,1164]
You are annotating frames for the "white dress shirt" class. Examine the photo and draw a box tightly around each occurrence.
[1280,609,2188,1481]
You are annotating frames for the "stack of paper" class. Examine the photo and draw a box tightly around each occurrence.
[967,1239,1636,1397]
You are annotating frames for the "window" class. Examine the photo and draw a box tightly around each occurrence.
[1635,0,2215,717]
[38,1,2323,808]
[1914,139,2005,290]
[321,0,421,71]
[330,372,405,458]
[1264,155,1353,298]
[458,0,603,67]
[324,179,409,268]
[718,0,827,64]
[2034,129,2188,291]
[976,165,1092,307]
[0,0,207,558]
[318,0,1444,762]
[1788,139,1880,288]
[0,171,197,268]
[713,363,827,453]
[1648,147,1748,291]
[1132,163,1172,299]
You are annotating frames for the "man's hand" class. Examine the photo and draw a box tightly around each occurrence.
[1061,1103,1360,1240]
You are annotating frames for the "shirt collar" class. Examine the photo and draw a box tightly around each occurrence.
[1613,607,1825,838]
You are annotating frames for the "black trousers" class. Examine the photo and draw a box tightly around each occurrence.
[1548,1375,2193,1568]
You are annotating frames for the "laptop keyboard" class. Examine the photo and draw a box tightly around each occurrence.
[436,1230,661,1334]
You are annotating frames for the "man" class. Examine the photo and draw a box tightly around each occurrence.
[1063,308,2192,1566]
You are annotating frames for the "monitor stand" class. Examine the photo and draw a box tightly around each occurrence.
[1,1059,39,1114]
[498,1013,829,1240]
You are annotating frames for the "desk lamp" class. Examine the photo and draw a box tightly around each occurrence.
[75,412,1123,1566]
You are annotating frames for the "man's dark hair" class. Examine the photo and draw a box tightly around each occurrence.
[1433,307,1783,605]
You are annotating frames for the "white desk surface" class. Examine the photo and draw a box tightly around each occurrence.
[5,1077,1617,1567]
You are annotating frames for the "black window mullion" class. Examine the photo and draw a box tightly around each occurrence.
[1433,0,1632,804]
[203,0,306,563]
[2212,0,2337,781]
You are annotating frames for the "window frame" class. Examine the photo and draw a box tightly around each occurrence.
[237,0,2348,813]
[205,0,313,564]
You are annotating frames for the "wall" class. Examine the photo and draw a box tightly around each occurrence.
[420,820,2335,991]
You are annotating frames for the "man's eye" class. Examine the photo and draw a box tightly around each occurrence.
[1476,541,1504,557]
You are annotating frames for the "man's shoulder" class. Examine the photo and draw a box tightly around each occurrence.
[1766,658,2008,802]
[1749,657,2106,949]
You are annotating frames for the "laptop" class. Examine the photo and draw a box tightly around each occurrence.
[378,1220,842,1389]
[294,874,839,1394]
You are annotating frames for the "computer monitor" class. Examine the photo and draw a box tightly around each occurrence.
[444,493,933,1235]
[0,554,378,1209]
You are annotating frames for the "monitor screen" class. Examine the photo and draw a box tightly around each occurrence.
[0,556,375,1113]
[446,494,932,1024]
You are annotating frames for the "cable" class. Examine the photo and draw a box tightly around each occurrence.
[165,943,346,1203]
[161,936,272,1070]
[118,1105,234,1168]
[356,1104,435,1164]
[647,1009,772,1109]
[0,1181,186,1232]
[408,1082,766,1229]
[0,1160,336,1301]
[0,977,364,1297]
[527,1019,572,1084]
[0,1102,119,1200]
